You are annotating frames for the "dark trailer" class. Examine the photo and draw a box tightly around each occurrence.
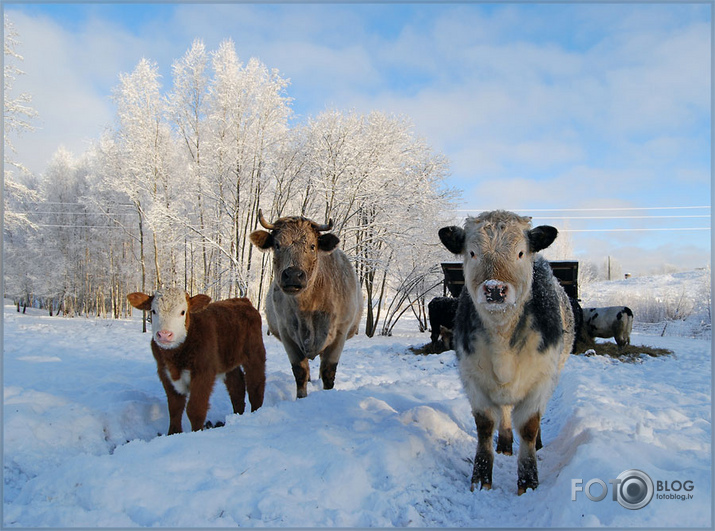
[441,260,579,300]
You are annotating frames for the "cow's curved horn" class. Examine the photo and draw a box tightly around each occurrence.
[315,219,334,232]
[258,209,276,230]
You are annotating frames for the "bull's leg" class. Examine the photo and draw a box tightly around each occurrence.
[159,373,187,435]
[282,336,311,399]
[471,411,496,491]
[291,358,310,399]
[515,411,541,495]
[536,426,543,451]
[319,359,338,390]
[224,367,246,415]
[496,405,513,455]
[186,375,215,431]
[319,334,347,391]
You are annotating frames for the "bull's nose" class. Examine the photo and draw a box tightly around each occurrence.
[280,267,307,291]
[483,281,508,303]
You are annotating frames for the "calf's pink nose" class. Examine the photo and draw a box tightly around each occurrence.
[156,330,174,342]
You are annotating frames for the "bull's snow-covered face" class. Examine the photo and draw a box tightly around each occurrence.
[439,210,558,316]
[127,288,212,350]
[250,215,340,296]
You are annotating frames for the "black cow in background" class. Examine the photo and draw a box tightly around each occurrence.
[427,296,458,350]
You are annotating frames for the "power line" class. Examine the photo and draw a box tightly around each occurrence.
[458,206,710,212]
[24,201,135,207]
[28,212,137,217]
[561,227,710,233]
[532,215,710,220]
[32,224,128,229]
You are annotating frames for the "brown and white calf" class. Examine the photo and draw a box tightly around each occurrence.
[127,288,266,435]
[439,210,574,495]
[583,306,634,347]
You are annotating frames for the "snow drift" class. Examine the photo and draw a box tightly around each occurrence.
[2,272,712,527]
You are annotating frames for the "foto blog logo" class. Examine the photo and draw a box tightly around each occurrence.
[572,469,655,510]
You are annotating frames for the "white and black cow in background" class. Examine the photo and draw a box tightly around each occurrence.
[439,210,574,495]
[583,306,634,347]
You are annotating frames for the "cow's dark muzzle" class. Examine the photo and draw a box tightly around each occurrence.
[483,281,508,304]
[280,267,307,293]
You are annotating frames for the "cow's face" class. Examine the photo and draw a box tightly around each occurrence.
[127,288,211,350]
[250,216,339,295]
[439,211,557,314]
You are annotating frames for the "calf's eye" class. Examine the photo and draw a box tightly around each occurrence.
[469,251,476,258]
[181,310,186,316]
[518,251,524,259]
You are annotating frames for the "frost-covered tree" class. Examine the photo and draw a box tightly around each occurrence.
[3,15,41,308]
[110,58,178,295]
[166,39,214,294]
[4,15,39,234]
[204,39,292,300]
[4,40,458,329]
[298,110,452,336]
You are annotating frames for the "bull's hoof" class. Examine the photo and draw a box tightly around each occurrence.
[496,437,513,455]
[496,428,514,455]
[296,389,308,399]
[470,482,492,492]
[517,477,539,495]
[517,484,537,496]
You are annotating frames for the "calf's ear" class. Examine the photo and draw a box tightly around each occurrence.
[528,225,558,253]
[127,292,153,311]
[318,233,340,253]
[438,226,466,255]
[249,230,274,251]
[189,294,212,313]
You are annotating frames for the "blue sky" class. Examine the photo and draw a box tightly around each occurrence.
[4,2,711,275]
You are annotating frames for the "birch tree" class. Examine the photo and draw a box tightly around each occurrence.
[4,15,39,235]
[166,39,215,294]
[205,39,292,300]
[111,57,177,298]
[300,110,452,336]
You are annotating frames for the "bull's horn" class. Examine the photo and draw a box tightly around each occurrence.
[258,209,276,230]
[315,219,334,232]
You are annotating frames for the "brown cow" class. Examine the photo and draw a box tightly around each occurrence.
[250,210,362,398]
[439,210,574,495]
[127,288,266,434]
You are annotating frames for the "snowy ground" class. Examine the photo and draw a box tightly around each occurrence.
[3,273,712,527]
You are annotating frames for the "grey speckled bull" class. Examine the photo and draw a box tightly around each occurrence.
[250,210,363,399]
[439,210,574,495]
